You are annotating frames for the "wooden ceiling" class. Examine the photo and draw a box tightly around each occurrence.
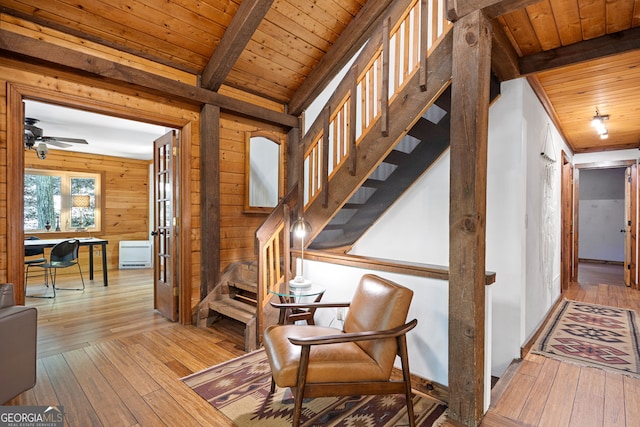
[1,0,639,153]
[497,0,640,153]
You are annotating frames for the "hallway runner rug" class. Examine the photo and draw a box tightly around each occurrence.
[533,299,640,378]
[181,349,447,427]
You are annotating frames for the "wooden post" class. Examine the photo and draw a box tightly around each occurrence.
[448,9,492,426]
[200,104,221,299]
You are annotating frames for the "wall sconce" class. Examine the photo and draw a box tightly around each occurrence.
[591,109,609,140]
[290,216,312,288]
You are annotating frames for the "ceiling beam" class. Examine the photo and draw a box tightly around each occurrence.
[200,0,274,91]
[520,26,640,76]
[490,20,520,81]
[287,0,396,116]
[447,0,540,21]
[0,30,298,128]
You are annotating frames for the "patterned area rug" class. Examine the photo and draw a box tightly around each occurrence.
[533,299,640,377]
[181,349,447,426]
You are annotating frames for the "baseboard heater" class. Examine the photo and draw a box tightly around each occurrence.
[119,240,152,269]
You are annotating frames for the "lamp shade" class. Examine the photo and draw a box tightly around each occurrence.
[290,217,311,238]
[72,195,91,208]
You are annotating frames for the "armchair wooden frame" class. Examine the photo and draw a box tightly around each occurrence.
[268,299,418,427]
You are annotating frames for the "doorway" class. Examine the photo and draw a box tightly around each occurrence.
[8,83,193,322]
[573,162,637,289]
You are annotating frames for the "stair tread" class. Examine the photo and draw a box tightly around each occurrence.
[228,278,257,293]
[208,296,254,324]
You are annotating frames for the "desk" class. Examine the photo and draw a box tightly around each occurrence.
[269,283,325,325]
[24,238,109,286]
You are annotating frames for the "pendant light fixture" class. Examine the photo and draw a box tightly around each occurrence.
[591,108,609,140]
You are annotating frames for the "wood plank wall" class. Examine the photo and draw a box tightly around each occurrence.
[23,149,151,273]
[0,56,288,313]
[0,15,291,314]
[0,58,200,305]
[219,113,287,266]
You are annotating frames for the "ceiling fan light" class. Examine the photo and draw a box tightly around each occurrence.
[591,117,602,128]
[600,131,609,140]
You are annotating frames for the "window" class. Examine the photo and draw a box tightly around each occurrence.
[24,169,102,233]
[245,131,284,212]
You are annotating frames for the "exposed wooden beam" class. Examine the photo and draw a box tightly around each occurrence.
[490,19,520,81]
[447,0,539,21]
[287,0,397,116]
[448,9,492,427]
[200,104,221,299]
[200,0,274,91]
[0,29,298,128]
[520,26,640,76]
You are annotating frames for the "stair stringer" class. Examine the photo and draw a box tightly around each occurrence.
[303,30,454,246]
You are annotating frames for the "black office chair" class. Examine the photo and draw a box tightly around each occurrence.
[24,236,49,298]
[35,239,85,292]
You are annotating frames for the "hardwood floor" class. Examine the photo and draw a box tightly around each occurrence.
[7,264,640,426]
[481,263,640,427]
[7,269,246,426]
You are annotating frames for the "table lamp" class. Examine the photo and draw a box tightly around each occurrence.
[290,216,311,288]
[72,194,91,230]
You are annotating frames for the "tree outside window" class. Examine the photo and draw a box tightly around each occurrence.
[24,169,101,233]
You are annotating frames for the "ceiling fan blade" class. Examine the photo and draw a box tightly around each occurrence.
[40,139,73,148]
[41,136,89,144]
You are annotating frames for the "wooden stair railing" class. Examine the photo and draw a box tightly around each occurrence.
[300,0,451,240]
[254,0,453,348]
[254,185,298,347]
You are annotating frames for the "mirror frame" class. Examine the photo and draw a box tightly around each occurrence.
[244,130,285,213]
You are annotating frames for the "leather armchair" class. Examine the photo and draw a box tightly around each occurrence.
[263,274,417,427]
[0,283,37,404]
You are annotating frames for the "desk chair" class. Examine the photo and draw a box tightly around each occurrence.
[263,274,417,427]
[24,236,49,298]
[35,239,85,292]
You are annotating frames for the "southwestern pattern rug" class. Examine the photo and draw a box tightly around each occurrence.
[181,349,447,427]
[533,299,640,378]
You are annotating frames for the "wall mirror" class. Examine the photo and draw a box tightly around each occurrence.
[245,131,284,213]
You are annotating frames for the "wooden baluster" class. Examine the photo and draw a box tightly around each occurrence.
[382,17,390,137]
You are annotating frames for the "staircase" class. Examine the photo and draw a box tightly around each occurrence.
[196,261,261,351]
[202,0,455,350]
[310,73,501,249]
[310,87,453,249]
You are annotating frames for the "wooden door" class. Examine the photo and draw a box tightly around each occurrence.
[153,130,179,321]
[560,152,574,291]
[623,165,636,287]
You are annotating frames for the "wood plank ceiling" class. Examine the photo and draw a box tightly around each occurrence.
[497,0,640,153]
[1,0,639,153]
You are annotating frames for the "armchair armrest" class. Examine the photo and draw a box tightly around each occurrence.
[288,318,418,346]
[270,301,351,310]
[0,283,16,308]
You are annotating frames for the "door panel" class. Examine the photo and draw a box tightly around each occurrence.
[561,152,574,291]
[623,165,636,287]
[153,130,178,321]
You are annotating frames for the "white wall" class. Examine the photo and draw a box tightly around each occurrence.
[521,82,567,341]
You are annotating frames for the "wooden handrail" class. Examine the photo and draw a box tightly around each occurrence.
[300,249,497,286]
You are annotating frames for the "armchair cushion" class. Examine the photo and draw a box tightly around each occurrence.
[264,325,387,386]
[0,284,38,404]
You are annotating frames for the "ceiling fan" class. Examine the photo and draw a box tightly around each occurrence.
[24,117,88,158]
